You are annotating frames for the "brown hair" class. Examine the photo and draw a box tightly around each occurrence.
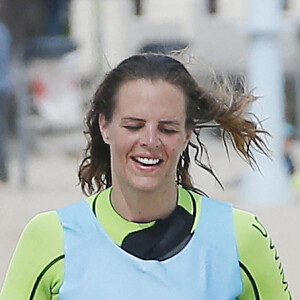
[79,53,269,196]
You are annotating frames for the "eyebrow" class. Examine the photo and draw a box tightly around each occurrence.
[121,117,181,125]
[121,117,145,122]
[159,120,181,126]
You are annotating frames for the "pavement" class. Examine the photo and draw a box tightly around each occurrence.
[1,129,300,297]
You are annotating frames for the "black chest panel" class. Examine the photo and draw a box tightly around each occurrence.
[121,206,194,261]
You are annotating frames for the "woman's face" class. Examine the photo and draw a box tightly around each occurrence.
[99,79,191,193]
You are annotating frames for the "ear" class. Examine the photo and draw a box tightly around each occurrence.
[183,129,192,150]
[98,114,110,144]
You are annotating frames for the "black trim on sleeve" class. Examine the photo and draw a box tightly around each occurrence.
[29,254,65,300]
[252,216,290,294]
[92,194,99,216]
[239,261,260,300]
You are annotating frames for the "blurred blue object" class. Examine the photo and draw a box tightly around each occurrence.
[46,0,70,36]
[0,20,13,182]
[285,122,295,138]
[0,21,13,92]
[24,36,77,61]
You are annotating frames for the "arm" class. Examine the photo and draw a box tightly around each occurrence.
[0,212,64,300]
[234,209,292,300]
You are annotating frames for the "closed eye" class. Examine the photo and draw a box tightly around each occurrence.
[160,128,178,134]
[123,125,143,131]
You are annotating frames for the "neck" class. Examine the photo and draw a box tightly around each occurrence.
[110,184,178,223]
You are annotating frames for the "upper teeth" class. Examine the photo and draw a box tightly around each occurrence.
[136,157,160,165]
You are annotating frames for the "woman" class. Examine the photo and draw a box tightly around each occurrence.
[0,54,292,299]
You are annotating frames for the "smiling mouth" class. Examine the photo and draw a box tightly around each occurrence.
[132,157,163,166]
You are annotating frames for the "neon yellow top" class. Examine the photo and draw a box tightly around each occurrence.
[0,188,292,299]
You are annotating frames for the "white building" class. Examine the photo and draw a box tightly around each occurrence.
[69,0,300,73]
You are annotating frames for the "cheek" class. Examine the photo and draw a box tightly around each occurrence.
[111,134,136,157]
[167,138,186,158]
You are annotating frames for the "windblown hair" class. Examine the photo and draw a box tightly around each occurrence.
[79,53,269,196]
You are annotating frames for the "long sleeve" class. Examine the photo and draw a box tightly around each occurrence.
[234,209,292,299]
[0,212,64,300]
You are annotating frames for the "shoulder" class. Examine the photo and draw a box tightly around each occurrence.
[233,208,268,248]
[233,208,257,234]
[23,211,62,242]
[232,208,268,254]
[17,210,64,267]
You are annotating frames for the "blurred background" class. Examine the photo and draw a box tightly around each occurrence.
[0,0,300,297]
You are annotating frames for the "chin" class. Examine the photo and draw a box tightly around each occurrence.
[130,180,162,193]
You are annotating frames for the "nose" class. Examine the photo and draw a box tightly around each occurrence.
[140,125,161,148]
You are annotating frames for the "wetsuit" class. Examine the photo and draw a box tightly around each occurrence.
[0,187,292,299]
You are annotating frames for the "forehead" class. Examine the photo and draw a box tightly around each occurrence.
[113,79,186,119]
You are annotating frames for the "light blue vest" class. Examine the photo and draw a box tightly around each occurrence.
[57,192,242,300]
